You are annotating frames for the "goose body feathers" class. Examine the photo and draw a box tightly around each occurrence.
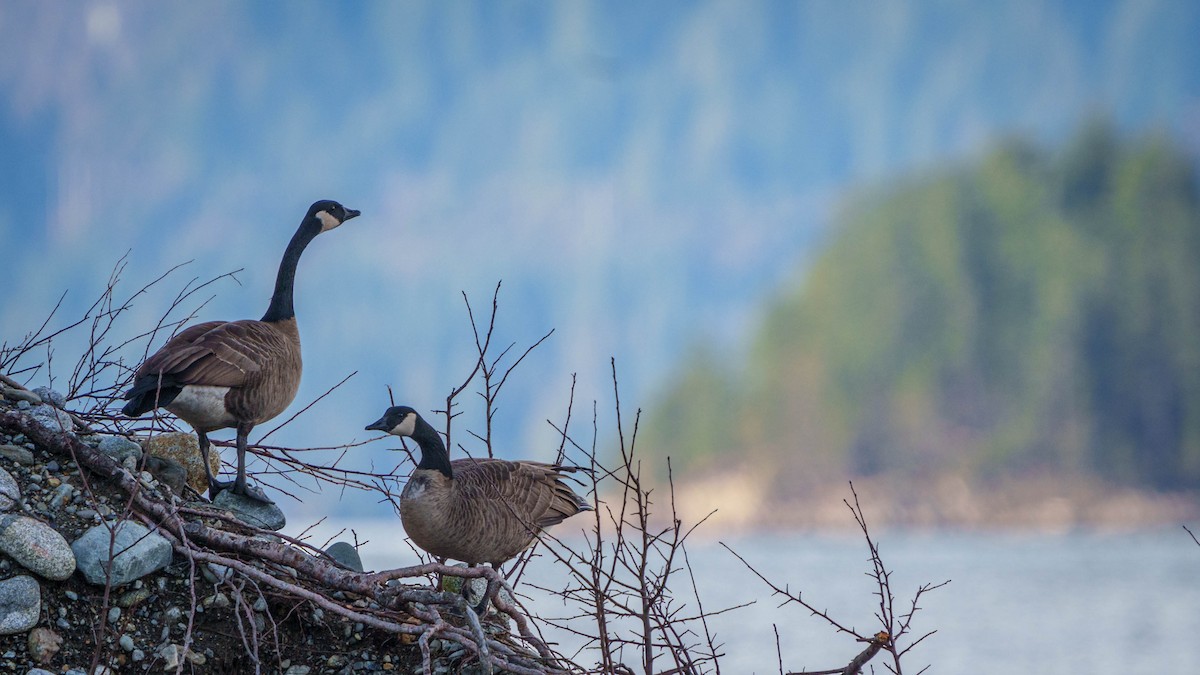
[367,406,592,567]
[122,318,302,429]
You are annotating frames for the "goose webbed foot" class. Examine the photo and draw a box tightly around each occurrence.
[231,481,275,504]
[207,478,235,500]
[209,479,275,504]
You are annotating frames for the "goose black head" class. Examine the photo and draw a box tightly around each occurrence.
[366,405,419,437]
[308,199,361,233]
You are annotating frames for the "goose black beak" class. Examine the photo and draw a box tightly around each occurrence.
[343,208,362,222]
[365,417,389,432]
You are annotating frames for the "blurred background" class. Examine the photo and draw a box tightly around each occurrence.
[1,2,1199,671]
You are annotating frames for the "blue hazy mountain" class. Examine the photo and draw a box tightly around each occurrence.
[1,1,1197,519]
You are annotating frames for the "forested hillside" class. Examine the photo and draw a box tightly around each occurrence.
[645,125,1200,493]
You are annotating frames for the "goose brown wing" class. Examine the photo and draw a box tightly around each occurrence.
[452,459,589,530]
[135,319,286,387]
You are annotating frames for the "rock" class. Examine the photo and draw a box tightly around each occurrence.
[31,387,65,408]
[27,404,72,432]
[107,606,120,623]
[140,433,217,494]
[97,436,141,464]
[160,643,206,668]
[203,592,230,609]
[26,626,62,664]
[213,490,286,531]
[0,575,40,635]
[142,455,187,495]
[118,634,134,652]
[71,520,172,587]
[324,541,364,572]
[0,385,40,404]
[131,648,144,662]
[284,666,311,675]
[0,445,35,466]
[116,586,151,608]
[0,514,76,580]
[0,468,20,511]
[26,669,55,675]
[48,483,73,509]
[202,563,231,584]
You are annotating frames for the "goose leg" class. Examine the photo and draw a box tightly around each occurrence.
[198,432,233,498]
[231,422,274,504]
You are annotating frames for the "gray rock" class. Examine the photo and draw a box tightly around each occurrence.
[27,669,56,675]
[213,490,286,531]
[324,541,364,572]
[0,575,40,635]
[0,515,76,580]
[0,468,20,510]
[118,634,134,652]
[28,404,72,432]
[283,666,311,675]
[31,388,64,408]
[0,445,34,466]
[142,455,187,495]
[131,648,145,662]
[48,483,73,509]
[0,386,40,404]
[97,436,141,464]
[107,606,120,623]
[71,520,172,587]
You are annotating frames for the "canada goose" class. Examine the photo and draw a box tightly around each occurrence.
[366,405,592,607]
[122,199,360,503]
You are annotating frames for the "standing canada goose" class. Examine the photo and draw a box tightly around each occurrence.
[366,405,592,608]
[122,199,360,503]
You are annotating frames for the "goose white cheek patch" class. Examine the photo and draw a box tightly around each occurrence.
[316,210,341,231]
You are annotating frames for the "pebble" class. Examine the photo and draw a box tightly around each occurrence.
[116,586,151,608]
[55,618,69,630]
[0,467,20,511]
[118,634,134,652]
[0,575,40,635]
[283,666,311,675]
[26,669,55,675]
[48,483,73,509]
[26,626,62,665]
[64,590,78,601]
[132,648,145,662]
[0,514,77,580]
[203,592,230,609]
[71,520,173,587]
[107,606,120,624]
[141,455,187,495]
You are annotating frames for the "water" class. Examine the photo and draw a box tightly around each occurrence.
[312,522,1200,673]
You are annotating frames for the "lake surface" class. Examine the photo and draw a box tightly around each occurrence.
[315,523,1200,674]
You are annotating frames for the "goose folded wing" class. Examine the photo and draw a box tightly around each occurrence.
[137,320,275,387]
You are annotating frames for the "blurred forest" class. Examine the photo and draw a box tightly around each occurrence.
[644,124,1200,494]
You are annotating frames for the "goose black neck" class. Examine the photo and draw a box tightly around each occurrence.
[261,219,320,322]
[412,416,453,478]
